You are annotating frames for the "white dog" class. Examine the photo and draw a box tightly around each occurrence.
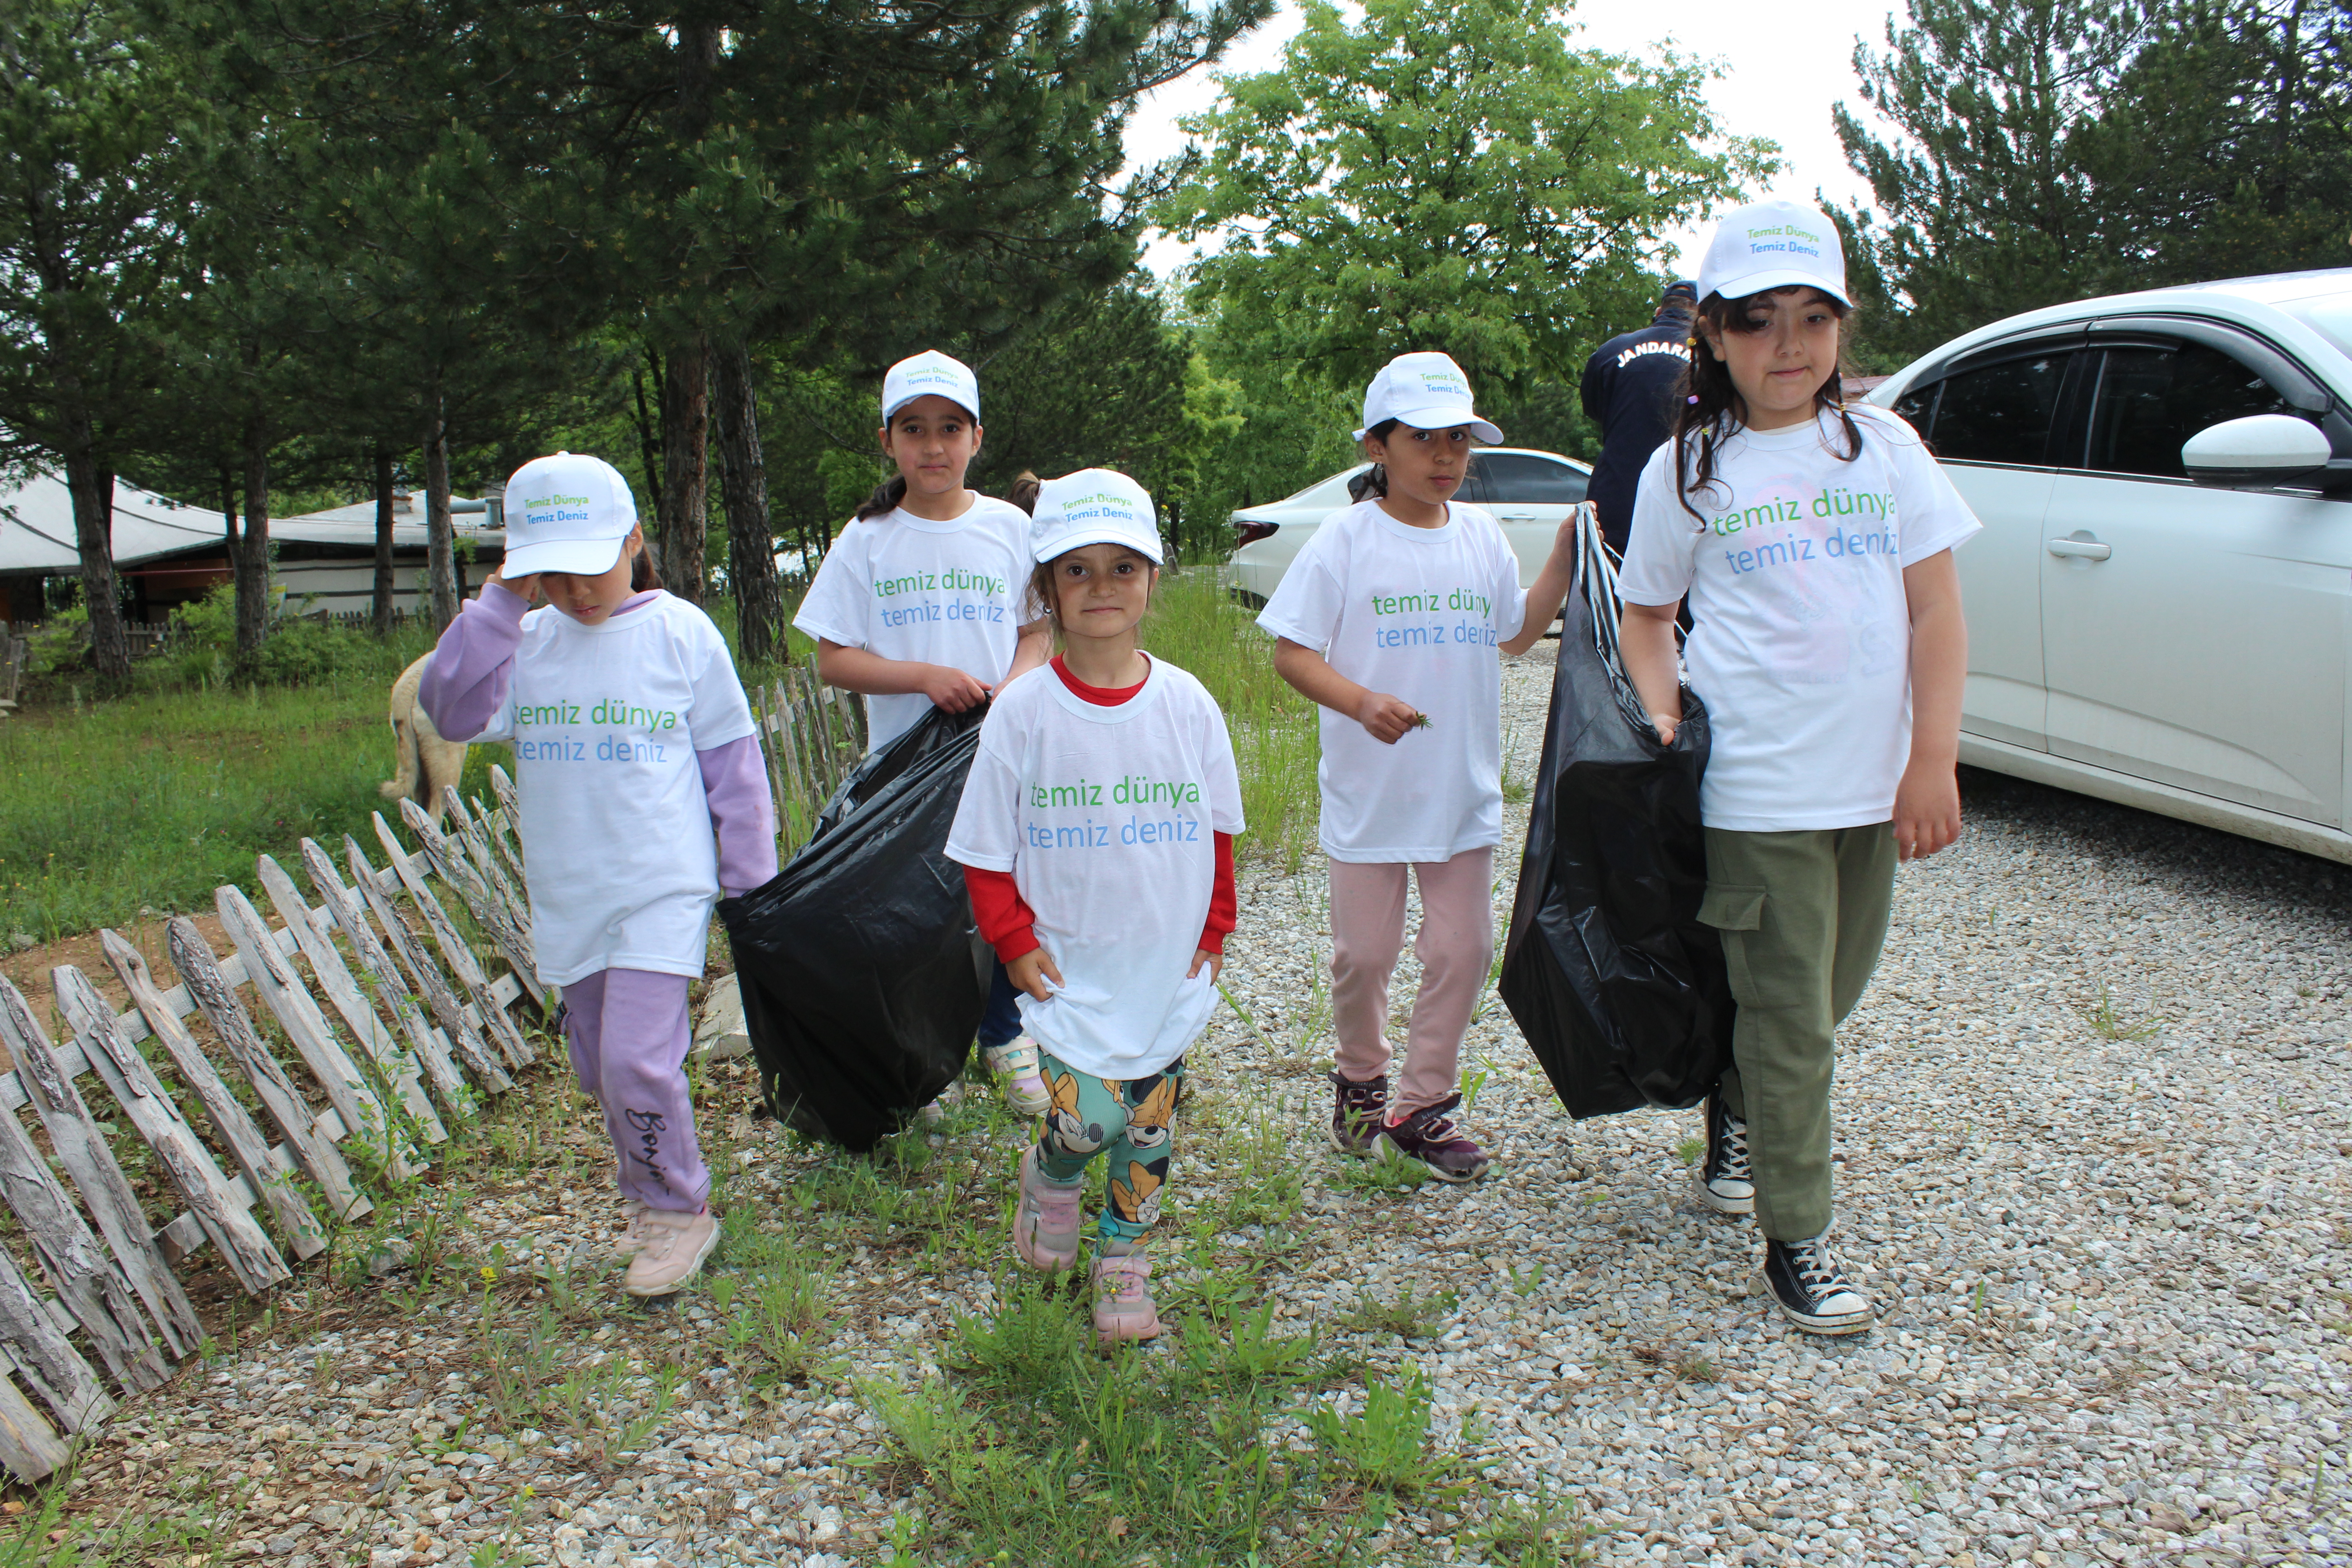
[381,652,470,825]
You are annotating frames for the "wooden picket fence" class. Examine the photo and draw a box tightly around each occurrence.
[749,664,865,852]
[0,773,546,1482]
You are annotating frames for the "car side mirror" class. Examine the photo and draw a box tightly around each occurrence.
[2182,415,2332,490]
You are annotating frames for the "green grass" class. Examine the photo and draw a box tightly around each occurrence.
[0,655,513,942]
[1145,569,1320,872]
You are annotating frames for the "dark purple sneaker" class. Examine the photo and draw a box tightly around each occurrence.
[1375,1094,1493,1184]
[1328,1072,1388,1155]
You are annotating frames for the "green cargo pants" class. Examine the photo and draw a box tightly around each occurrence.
[1697,824,1897,1242]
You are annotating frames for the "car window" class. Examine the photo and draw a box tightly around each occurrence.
[2084,342,2308,479]
[1922,352,2072,466]
[1474,452,1589,505]
[1890,381,1939,433]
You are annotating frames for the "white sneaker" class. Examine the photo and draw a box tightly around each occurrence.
[983,1036,1051,1117]
[617,1200,652,1256]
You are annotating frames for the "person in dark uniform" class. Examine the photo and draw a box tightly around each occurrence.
[1579,280,1699,555]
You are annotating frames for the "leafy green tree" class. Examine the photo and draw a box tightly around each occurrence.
[2082,0,2352,282]
[968,286,1190,498]
[1833,0,2351,360]
[0,0,206,683]
[1157,0,1773,396]
[1832,0,2151,361]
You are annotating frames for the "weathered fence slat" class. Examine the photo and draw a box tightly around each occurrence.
[440,788,533,942]
[298,841,477,1122]
[167,918,370,1225]
[49,968,292,1298]
[0,980,202,1359]
[99,931,328,1261]
[373,814,536,1070]
[216,887,418,1184]
[343,838,514,1093]
[399,798,543,1010]
[0,1245,108,1434]
[0,1077,167,1395]
[0,1364,71,1481]
[482,769,532,905]
[255,856,447,1146]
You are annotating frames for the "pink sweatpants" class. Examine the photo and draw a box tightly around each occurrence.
[1328,847,1494,1118]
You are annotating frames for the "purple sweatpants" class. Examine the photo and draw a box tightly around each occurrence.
[561,968,709,1213]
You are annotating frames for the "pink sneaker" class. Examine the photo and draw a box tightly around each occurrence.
[617,1200,652,1257]
[622,1206,719,1297]
[1090,1247,1162,1344]
[1012,1148,1081,1272]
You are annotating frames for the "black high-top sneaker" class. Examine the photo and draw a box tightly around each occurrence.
[1328,1071,1388,1155]
[1762,1234,1874,1335]
[1693,1088,1754,1215]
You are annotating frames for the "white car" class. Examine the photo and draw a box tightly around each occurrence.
[1228,447,1593,606]
[1868,268,2352,863]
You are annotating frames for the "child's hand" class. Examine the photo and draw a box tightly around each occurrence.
[921,665,992,713]
[1008,946,1063,1002]
[1649,713,1679,745]
[1186,948,1223,984]
[1356,691,1422,745]
[489,569,541,605]
[1891,760,1962,861]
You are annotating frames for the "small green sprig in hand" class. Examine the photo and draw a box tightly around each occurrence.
[1408,711,1433,730]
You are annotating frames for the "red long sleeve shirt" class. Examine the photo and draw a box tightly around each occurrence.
[963,655,1238,962]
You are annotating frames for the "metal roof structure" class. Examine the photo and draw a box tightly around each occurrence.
[0,471,498,575]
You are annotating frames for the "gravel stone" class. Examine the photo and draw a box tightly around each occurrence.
[56,642,2352,1564]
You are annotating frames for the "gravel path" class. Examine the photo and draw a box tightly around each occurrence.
[54,642,2352,1568]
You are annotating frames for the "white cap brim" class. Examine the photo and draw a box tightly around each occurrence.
[1705,268,1852,308]
[499,534,629,578]
[882,392,978,422]
[1034,526,1162,565]
[1357,405,1504,445]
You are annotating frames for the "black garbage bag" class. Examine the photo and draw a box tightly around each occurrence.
[1499,510,1735,1118]
[718,704,992,1151]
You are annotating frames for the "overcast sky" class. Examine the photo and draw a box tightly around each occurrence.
[1129,0,1910,279]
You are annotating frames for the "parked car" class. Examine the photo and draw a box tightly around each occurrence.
[1867,267,2352,863]
[1228,447,1593,606]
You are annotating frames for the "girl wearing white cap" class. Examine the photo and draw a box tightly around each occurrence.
[1616,199,1978,1335]
[1259,353,1576,1184]
[945,470,1245,1344]
[421,451,777,1297]
[792,350,1054,1115]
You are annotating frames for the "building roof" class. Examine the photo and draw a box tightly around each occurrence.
[0,471,496,574]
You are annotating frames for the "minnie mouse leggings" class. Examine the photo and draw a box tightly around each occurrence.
[1030,1052,1186,1242]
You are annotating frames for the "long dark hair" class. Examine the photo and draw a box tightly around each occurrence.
[854,475,907,521]
[1344,418,1400,502]
[630,537,662,592]
[1670,289,1863,521]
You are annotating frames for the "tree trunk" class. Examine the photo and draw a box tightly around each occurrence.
[658,336,710,605]
[235,421,271,660]
[713,341,783,666]
[372,445,397,635]
[423,402,457,628]
[632,358,666,522]
[61,446,129,686]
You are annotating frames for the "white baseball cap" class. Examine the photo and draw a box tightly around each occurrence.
[1028,469,1162,564]
[1698,199,1851,306]
[1355,351,1503,444]
[881,350,980,424]
[500,452,638,578]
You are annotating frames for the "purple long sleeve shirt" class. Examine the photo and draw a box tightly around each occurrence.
[421,583,779,897]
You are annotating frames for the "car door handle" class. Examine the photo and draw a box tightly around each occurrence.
[2047,537,2112,561]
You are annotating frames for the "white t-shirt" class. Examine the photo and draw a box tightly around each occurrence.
[791,496,1035,751]
[1617,407,1981,832]
[945,659,1245,1081]
[471,594,757,986]
[1256,500,1527,863]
